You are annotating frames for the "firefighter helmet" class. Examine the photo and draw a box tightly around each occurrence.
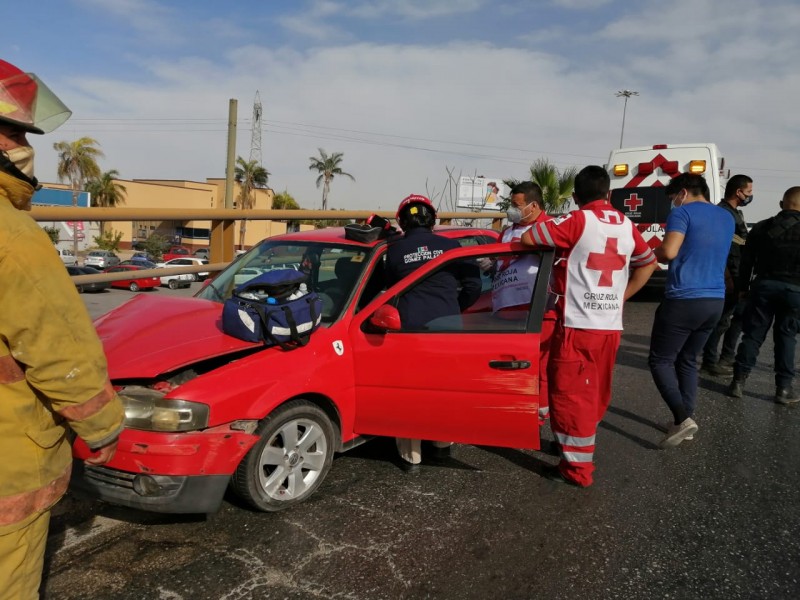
[0,60,71,134]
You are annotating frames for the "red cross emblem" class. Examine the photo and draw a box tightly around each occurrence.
[586,238,627,287]
[624,193,643,211]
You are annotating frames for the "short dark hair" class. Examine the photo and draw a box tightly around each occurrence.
[724,174,753,199]
[665,173,710,201]
[509,181,543,206]
[573,166,609,205]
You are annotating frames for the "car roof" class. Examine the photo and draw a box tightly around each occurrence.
[270,225,498,247]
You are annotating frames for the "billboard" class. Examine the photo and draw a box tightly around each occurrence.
[457,176,509,211]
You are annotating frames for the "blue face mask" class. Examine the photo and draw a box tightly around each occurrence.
[740,194,754,207]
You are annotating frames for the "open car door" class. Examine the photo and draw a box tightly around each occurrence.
[350,243,553,450]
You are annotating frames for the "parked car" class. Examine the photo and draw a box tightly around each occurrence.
[120,259,157,268]
[66,266,111,293]
[162,245,192,262]
[84,250,121,269]
[160,271,193,290]
[132,251,158,263]
[103,265,160,292]
[56,247,77,267]
[157,257,209,281]
[68,225,558,517]
[193,248,209,259]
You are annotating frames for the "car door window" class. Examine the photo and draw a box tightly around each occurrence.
[385,248,549,333]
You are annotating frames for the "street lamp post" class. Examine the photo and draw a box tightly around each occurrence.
[615,89,639,148]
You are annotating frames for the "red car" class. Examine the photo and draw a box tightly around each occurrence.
[104,265,161,292]
[162,245,192,262]
[72,226,553,514]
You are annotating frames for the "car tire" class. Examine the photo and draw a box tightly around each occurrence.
[129,282,140,292]
[75,284,84,294]
[168,279,180,290]
[230,400,335,512]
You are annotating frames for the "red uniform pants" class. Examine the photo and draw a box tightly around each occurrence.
[548,325,620,487]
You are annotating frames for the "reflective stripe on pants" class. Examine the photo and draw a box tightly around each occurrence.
[548,325,620,487]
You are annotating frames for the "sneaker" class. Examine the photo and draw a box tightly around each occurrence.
[660,418,698,448]
[775,388,799,406]
[662,421,693,441]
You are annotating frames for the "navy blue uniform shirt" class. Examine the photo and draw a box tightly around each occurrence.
[385,228,481,329]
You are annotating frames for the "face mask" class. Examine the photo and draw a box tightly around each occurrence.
[740,193,753,207]
[670,192,684,210]
[3,145,35,179]
[506,206,522,224]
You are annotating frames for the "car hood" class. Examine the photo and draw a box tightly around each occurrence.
[95,295,258,379]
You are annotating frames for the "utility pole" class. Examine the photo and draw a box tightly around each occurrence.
[615,89,639,148]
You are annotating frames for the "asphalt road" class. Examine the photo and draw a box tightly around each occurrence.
[42,288,800,599]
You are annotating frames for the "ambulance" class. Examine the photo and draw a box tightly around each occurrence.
[606,143,729,287]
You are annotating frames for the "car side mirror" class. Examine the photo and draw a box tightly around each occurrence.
[369,305,401,332]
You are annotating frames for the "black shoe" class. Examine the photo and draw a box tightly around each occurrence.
[702,362,733,376]
[726,377,746,398]
[775,387,799,406]
[427,445,452,459]
[541,464,582,487]
[397,460,421,473]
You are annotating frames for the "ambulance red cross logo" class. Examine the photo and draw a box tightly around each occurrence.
[624,193,643,211]
[586,237,626,286]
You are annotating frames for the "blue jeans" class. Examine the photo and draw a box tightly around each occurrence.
[734,279,800,388]
[649,298,724,424]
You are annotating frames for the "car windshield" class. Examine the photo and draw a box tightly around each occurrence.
[195,241,369,323]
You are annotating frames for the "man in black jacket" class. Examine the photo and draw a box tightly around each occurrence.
[702,174,754,375]
[727,187,800,404]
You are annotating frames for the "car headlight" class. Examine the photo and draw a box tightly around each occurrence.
[120,387,209,432]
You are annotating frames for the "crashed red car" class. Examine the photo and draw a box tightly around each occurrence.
[72,226,552,513]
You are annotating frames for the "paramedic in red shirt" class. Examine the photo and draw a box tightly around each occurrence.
[479,181,554,425]
[521,165,657,487]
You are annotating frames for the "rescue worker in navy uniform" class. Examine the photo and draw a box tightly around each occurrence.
[727,187,800,404]
[701,174,754,375]
[386,194,481,468]
[0,60,125,598]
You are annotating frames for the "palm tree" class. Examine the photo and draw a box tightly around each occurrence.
[234,156,270,249]
[529,158,578,215]
[308,148,354,211]
[53,137,104,255]
[86,169,127,236]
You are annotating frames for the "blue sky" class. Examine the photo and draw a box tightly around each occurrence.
[4,0,799,221]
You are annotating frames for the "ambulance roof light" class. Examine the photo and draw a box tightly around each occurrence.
[653,144,668,149]
[637,162,654,175]
[688,160,706,174]
[613,164,628,176]
[662,161,679,175]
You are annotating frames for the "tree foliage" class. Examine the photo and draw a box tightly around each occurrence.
[140,234,168,260]
[93,229,124,252]
[86,169,127,235]
[272,190,300,210]
[53,137,104,195]
[234,156,270,249]
[43,226,60,245]
[308,148,354,211]
[529,158,578,215]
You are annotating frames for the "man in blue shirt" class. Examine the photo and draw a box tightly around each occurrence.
[648,173,735,448]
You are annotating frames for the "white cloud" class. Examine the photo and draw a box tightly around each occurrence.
[349,0,486,19]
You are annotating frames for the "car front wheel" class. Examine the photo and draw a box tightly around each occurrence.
[168,279,180,289]
[129,282,140,292]
[230,400,335,512]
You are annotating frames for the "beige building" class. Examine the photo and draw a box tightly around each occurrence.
[41,178,293,251]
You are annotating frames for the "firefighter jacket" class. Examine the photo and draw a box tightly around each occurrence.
[718,200,748,285]
[0,171,125,533]
[738,209,800,291]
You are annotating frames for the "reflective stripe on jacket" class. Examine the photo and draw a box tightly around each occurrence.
[0,173,124,532]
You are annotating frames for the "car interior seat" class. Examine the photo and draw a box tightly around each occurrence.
[322,257,363,319]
